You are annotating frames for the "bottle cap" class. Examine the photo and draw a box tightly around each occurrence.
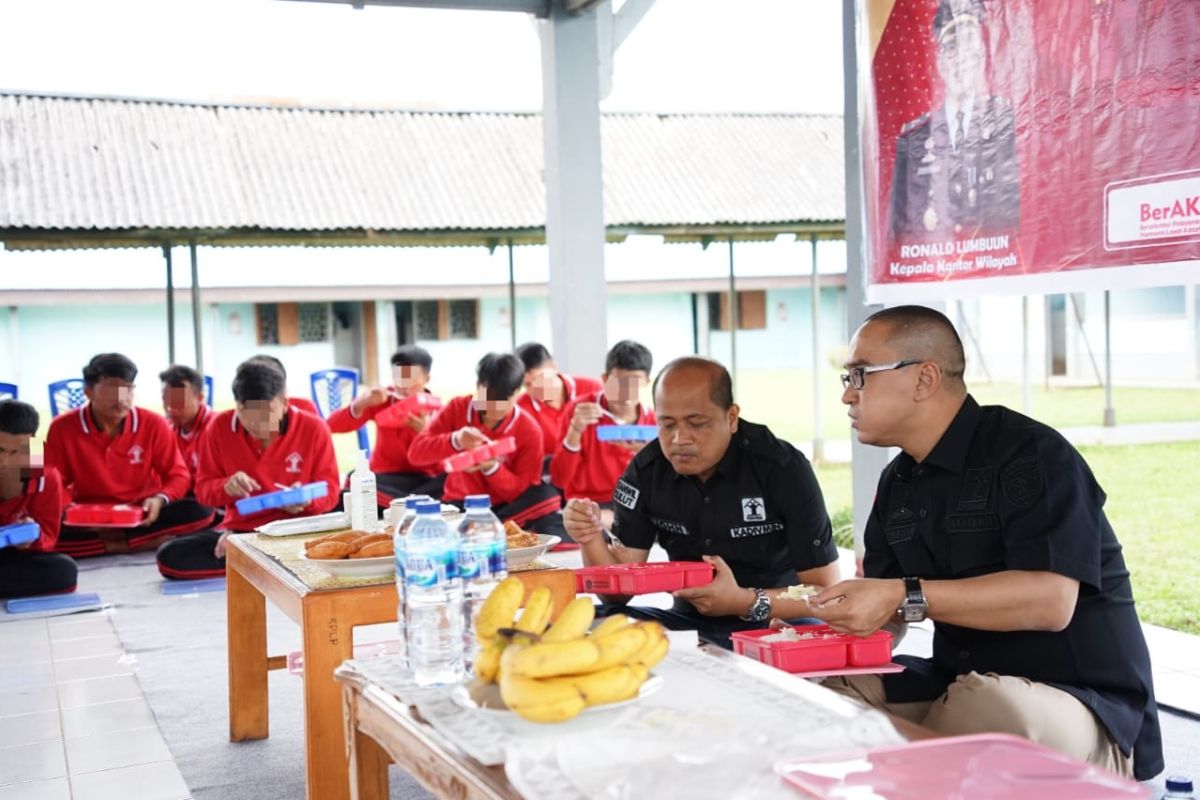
[416,500,441,515]
[404,494,431,509]
[464,494,491,509]
[1166,777,1194,793]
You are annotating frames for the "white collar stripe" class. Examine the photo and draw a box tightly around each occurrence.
[78,406,90,434]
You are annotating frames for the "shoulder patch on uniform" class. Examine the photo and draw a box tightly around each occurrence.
[613,478,640,511]
[1000,456,1043,508]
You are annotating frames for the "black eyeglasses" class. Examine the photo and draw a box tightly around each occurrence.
[840,360,922,390]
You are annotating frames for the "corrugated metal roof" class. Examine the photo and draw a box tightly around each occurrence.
[0,92,843,243]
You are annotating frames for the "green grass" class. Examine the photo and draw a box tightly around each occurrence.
[812,442,1200,635]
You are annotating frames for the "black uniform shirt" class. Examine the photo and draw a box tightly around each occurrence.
[611,419,837,598]
[865,395,1162,780]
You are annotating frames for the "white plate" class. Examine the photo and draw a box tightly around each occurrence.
[506,534,561,568]
[297,550,394,579]
[255,512,351,537]
[450,674,663,735]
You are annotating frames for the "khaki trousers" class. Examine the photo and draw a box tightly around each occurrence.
[823,671,1133,777]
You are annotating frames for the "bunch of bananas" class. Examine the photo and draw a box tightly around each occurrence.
[472,577,669,723]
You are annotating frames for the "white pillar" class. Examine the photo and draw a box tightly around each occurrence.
[843,0,891,561]
[540,4,609,376]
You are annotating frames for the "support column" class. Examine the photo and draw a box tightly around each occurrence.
[189,241,204,375]
[1022,296,1032,415]
[507,239,517,349]
[540,4,608,376]
[1103,290,1115,427]
[727,237,738,397]
[843,0,890,560]
[810,234,824,463]
[163,244,176,364]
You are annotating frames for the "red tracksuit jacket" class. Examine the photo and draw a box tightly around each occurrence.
[325,389,440,476]
[45,406,192,505]
[516,373,603,454]
[168,403,214,493]
[548,392,656,503]
[0,468,64,552]
[407,395,542,506]
[195,408,340,531]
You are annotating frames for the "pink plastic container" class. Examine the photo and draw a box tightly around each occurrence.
[731,624,893,673]
[441,436,517,473]
[574,561,715,595]
[64,503,146,528]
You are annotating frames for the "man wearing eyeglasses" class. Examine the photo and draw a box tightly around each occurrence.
[563,356,840,648]
[777,305,1161,780]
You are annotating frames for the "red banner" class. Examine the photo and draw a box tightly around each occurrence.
[861,0,1200,303]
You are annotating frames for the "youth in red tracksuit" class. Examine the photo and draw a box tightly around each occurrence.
[548,392,657,504]
[44,405,215,557]
[156,407,341,579]
[168,402,214,492]
[517,373,604,455]
[407,395,559,526]
[326,390,444,505]
[0,468,78,597]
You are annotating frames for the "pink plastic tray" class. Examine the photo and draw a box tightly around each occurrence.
[776,733,1149,799]
[574,561,714,594]
[731,624,893,672]
[64,503,146,528]
[442,436,517,473]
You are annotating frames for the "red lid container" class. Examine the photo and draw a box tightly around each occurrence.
[731,624,893,674]
[441,436,517,473]
[64,503,146,528]
[574,561,714,595]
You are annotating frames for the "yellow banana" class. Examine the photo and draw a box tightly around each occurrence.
[475,576,525,642]
[506,638,601,678]
[474,641,502,683]
[590,624,648,671]
[589,613,632,639]
[634,635,669,670]
[508,693,588,723]
[514,587,553,635]
[499,671,587,722]
[542,597,596,643]
[542,664,641,707]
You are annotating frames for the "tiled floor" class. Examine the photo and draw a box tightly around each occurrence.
[0,613,191,800]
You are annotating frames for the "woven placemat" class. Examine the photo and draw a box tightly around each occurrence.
[240,532,560,592]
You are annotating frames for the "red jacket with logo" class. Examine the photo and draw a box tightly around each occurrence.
[326,389,440,476]
[516,373,603,454]
[548,393,657,503]
[0,468,64,552]
[168,403,215,493]
[44,406,191,504]
[196,408,340,531]
[407,395,542,506]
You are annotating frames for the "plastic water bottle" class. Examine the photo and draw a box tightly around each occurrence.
[457,494,508,665]
[393,495,431,671]
[404,500,463,686]
[1164,776,1196,799]
[348,450,376,531]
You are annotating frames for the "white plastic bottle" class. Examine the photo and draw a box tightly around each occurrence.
[457,494,507,667]
[393,494,431,672]
[404,500,464,686]
[348,450,377,531]
[1164,776,1196,799]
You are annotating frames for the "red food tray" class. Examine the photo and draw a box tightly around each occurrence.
[395,392,444,416]
[64,503,146,528]
[731,624,893,673]
[574,561,714,594]
[441,436,517,473]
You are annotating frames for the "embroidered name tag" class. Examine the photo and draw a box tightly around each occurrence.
[730,522,785,539]
[650,517,690,537]
[613,478,640,510]
[946,513,1001,533]
[885,524,916,546]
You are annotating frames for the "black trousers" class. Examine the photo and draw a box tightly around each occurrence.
[57,499,215,558]
[376,472,446,505]
[0,548,79,598]
[156,529,224,580]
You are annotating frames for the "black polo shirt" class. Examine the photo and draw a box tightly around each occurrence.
[865,395,1162,780]
[611,418,838,602]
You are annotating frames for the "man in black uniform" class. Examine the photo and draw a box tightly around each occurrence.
[784,306,1160,779]
[563,356,840,647]
[887,0,1019,241]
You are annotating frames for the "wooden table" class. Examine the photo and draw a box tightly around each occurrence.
[335,644,931,800]
[225,535,576,800]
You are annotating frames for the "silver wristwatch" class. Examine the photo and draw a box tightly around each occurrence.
[899,576,928,623]
[741,587,772,622]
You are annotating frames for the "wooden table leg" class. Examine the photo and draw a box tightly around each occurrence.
[302,595,355,800]
[348,708,391,800]
[227,547,269,741]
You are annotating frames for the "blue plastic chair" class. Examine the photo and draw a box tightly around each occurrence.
[48,378,87,417]
[204,375,214,408]
[310,368,369,455]
[0,382,16,401]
